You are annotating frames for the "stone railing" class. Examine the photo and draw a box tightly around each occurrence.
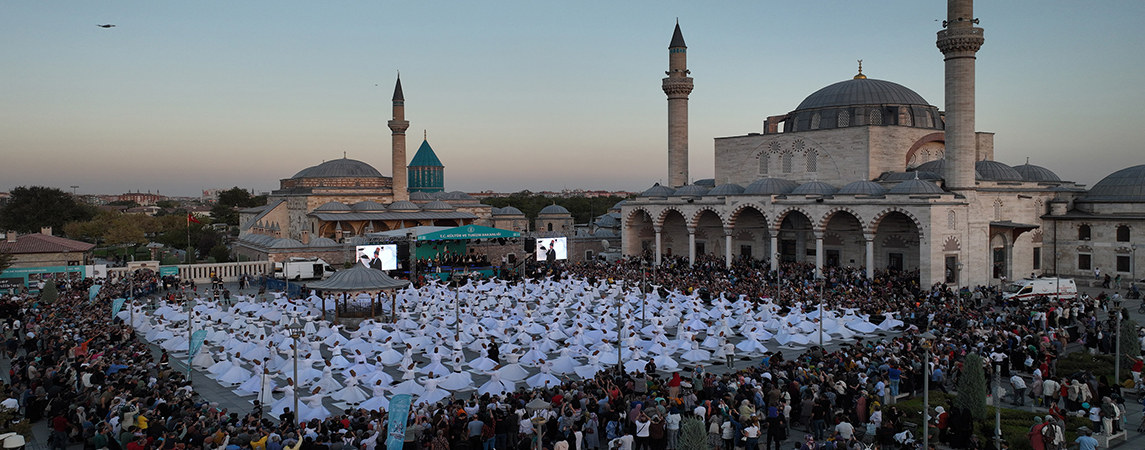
[108,261,273,283]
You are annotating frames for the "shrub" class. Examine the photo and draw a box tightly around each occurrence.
[678,417,707,450]
[956,353,988,419]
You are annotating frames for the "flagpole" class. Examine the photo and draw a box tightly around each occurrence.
[186,213,191,264]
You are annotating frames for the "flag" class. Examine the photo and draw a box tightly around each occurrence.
[111,298,126,319]
[385,394,413,450]
[88,284,101,302]
[188,213,201,224]
[188,329,207,374]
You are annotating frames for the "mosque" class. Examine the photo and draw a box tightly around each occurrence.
[621,0,1145,289]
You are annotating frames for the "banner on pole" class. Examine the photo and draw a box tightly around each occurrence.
[89,284,101,302]
[187,329,207,374]
[385,394,412,450]
[111,298,126,320]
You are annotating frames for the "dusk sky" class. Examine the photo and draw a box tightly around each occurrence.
[2,1,1142,197]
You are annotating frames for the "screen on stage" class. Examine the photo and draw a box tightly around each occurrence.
[355,244,398,270]
[535,237,567,261]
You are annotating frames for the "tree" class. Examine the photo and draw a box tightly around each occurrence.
[209,244,231,263]
[39,280,57,304]
[217,187,267,208]
[955,352,988,420]
[211,203,239,226]
[678,417,707,450]
[0,186,95,233]
[156,200,179,209]
[0,250,13,274]
[1120,318,1141,384]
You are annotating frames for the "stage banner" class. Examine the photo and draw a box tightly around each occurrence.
[385,394,413,450]
[187,329,208,374]
[89,284,101,302]
[111,298,126,320]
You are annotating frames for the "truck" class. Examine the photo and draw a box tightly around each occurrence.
[273,257,335,280]
[1002,277,1077,302]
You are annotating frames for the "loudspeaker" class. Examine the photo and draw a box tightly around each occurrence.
[397,243,410,261]
[524,239,535,253]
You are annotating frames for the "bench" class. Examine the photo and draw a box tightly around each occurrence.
[1095,430,1126,448]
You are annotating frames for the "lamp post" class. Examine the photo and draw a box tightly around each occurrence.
[818,277,824,348]
[919,331,936,450]
[616,280,623,373]
[186,298,194,385]
[287,316,305,428]
[993,361,1002,450]
[1112,296,1123,384]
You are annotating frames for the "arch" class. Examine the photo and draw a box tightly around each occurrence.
[623,207,655,229]
[942,235,961,252]
[773,207,815,232]
[655,207,688,228]
[1077,223,1091,241]
[903,132,946,167]
[727,203,771,229]
[868,207,925,238]
[817,207,867,231]
[688,207,726,229]
[1116,224,1130,242]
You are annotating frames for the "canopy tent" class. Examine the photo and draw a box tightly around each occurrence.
[306,265,409,291]
[415,225,520,241]
[366,226,451,240]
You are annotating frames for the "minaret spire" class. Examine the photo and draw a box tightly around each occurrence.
[937,0,984,190]
[388,74,410,201]
[663,21,694,189]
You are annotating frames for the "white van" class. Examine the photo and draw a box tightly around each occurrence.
[1002,277,1077,301]
[274,257,336,280]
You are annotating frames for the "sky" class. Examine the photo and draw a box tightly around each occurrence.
[1,1,1142,197]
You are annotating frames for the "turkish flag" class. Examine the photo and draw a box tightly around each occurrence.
[188,213,202,224]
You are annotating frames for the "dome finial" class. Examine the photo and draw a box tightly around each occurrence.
[854,59,867,79]
[424,130,427,141]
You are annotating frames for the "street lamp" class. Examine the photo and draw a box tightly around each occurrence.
[1112,296,1123,384]
[287,315,306,428]
[919,331,936,450]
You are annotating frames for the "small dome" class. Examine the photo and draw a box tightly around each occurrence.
[915,159,984,180]
[409,191,435,201]
[539,204,571,215]
[707,183,745,196]
[493,206,524,216]
[791,181,838,196]
[350,201,387,212]
[422,201,455,211]
[837,180,888,195]
[1082,164,1145,202]
[889,179,944,195]
[308,237,338,247]
[444,191,474,200]
[251,234,275,245]
[796,78,930,111]
[387,201,421,211]
[313,201,351,212]
[269,238,306,249]
[1011,163,1061,182]
[292,158,383,179]
[640,184,675,197]
[693,179,716,187]
[743,178,800,195]
[879,171,942,182]
[673,184,710,196]
[975,160,1024,181]
[611,200,628,211]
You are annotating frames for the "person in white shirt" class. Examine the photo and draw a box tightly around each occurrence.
[835,420,854,440]
[1010,374,1027,406]
[634,412,651,450]
[608,434,634,450]
[723,342,735,368]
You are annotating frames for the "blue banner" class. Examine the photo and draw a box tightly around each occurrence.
[187,329,207,374]
[89,284,101,302]
[385,394,412,450]
[111,298,126,320]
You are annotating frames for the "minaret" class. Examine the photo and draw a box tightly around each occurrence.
[936,0,984,190]
[662,21,694,189]
[388,75,410,201]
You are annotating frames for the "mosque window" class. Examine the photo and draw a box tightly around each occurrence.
[901,110,913,127]
[547,223,553,232]
[1116,225,1130,242]
[837,110,849,127]
[810,113,821,130]
[1078,224,1091,241]
[993,199,1003,221]
[782,151,793,173]
[947,210,956,230]
[758,153,769,175]
[788,118,797,132]
[805,150,817,172]
[925,111,934,128]
[869,108,883,125]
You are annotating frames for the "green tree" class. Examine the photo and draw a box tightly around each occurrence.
[209,244,231,263]
[0,250,13,274]
[217,187,267,208]
[211,203,239,226]
[156,200,179,209]
[0,186,95,233]
[39,280,57,304]
[107,200,140,208]
[1120,318,1141,384]
[678,417,707,450]
[955,352,988,419]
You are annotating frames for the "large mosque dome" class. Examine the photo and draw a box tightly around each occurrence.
[795,78,930,111]
[1081,164,1145,203]
[292,158,384,179]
